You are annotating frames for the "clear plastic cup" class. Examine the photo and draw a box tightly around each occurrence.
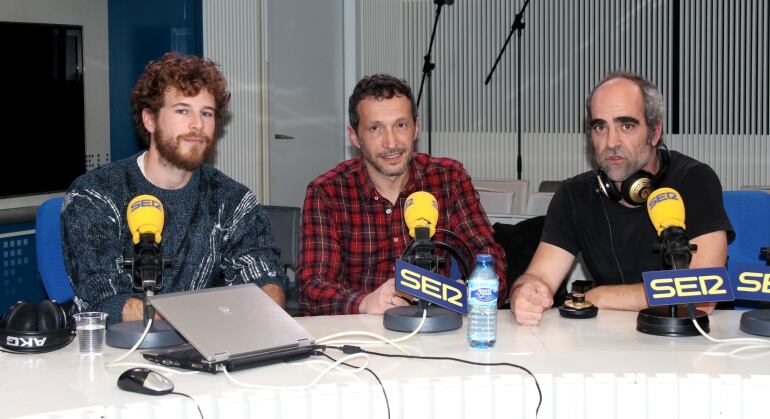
[73,312,108,355]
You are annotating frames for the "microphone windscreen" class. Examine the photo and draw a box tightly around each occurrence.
[646,187,685,236]
[404,191,438,238]
[127,195,164,244]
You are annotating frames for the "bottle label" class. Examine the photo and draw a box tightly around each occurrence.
[470,288,498,303]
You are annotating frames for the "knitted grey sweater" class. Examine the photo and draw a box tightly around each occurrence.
[61,154,286,324]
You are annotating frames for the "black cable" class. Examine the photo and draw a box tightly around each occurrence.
[170,391,205,419]
[317,351,391,419]
[325,345,542,417]
[599,196,627,285]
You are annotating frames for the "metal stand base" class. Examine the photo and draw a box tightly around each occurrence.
[106,319,185,349]
[383,305,462,333]
[740,309,770,337]
[559,304,598,319]
[637,306,709,336]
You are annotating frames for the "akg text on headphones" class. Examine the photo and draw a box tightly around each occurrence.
[0,300,75,353]
[595,146,670,206]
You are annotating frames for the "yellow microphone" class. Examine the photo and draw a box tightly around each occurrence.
[404,191,439,238]
[646,187,686,236]
[127,195,164,244]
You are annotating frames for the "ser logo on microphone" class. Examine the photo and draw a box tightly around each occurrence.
[647,190,679,211]
[730,262,770,302]
[642,267,734,306]
[130,199,162,212]
[395,259,468,315]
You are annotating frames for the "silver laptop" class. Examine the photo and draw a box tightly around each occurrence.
[142,283,314,373]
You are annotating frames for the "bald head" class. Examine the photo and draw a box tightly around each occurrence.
[586,73,664,183]
[584,72,665,144]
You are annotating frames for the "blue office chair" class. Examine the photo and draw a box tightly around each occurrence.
[723,191,770,279]
[263,205,301,313]
[35,196,74,303]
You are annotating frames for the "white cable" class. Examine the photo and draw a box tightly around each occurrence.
[105,318,154,368]
[318,338,411,355]
[287,359,370,376]
[704,344,770,357]
[221,352,370,391]
[692,318,770,344]
[315,309,428,355]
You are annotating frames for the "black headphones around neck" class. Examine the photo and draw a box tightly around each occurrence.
[0,300,75,353]
[595,146,670,206]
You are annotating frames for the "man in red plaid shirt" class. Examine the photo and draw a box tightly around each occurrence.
[297,74,506,316]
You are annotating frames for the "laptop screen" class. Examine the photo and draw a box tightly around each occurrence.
[147,284,314,363]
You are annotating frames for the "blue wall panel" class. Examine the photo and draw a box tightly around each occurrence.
[0,223,45,313]
[108,0,203,161]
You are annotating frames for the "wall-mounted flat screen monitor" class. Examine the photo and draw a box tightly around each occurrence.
[0,22,85,200]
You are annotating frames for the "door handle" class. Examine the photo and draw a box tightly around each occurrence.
[274,134,295,140]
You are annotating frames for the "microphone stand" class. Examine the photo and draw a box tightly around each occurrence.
[739,247,770,336]
[416,0,453,156]
[637,227,710,336]
[383,226,464,333]
[484,0,531,180]
[106,234,184,349]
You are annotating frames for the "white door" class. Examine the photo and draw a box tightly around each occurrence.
[267,0,345,208]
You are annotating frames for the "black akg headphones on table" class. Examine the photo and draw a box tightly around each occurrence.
[0,300,75,353]
[595,146,670,206]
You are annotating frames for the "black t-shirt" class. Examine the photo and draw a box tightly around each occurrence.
[542,150,734,286]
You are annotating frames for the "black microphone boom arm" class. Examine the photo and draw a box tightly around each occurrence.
[123,232,170,325]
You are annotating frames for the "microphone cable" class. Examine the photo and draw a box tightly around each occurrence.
[599,195,627,285]
[687,305,770,356]
[315,309,428,355]
[105,317,154,367]
[104,318,200,372]
[317,351,390,419]
[687,303,770,356]
[219,351,371,390]
[322,344,543,417]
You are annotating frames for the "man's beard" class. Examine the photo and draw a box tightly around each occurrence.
[363,147,411,178]
[595,143,652,181]
[154,126,214,171]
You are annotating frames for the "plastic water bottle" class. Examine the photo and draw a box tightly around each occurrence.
[467,254,499,348]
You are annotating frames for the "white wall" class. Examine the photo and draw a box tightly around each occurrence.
[201,0,267,201]
[0,0,110,210]
[203,0,350,206]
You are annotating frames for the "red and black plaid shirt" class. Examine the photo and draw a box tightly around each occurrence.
[297,153,507,315]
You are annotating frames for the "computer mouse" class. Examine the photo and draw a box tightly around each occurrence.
[117,367,174,396]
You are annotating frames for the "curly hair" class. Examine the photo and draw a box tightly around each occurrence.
[131,52,231,145]
[348,74,417,132]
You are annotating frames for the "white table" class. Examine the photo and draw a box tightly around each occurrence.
[3,310,770,419]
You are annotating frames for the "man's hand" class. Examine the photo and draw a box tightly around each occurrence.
[583,283,650,311]
[509,277,554,326]
[359,278,413,315]
[508,243,575,325]
[261,283,286,308]
[121,297,162,322]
